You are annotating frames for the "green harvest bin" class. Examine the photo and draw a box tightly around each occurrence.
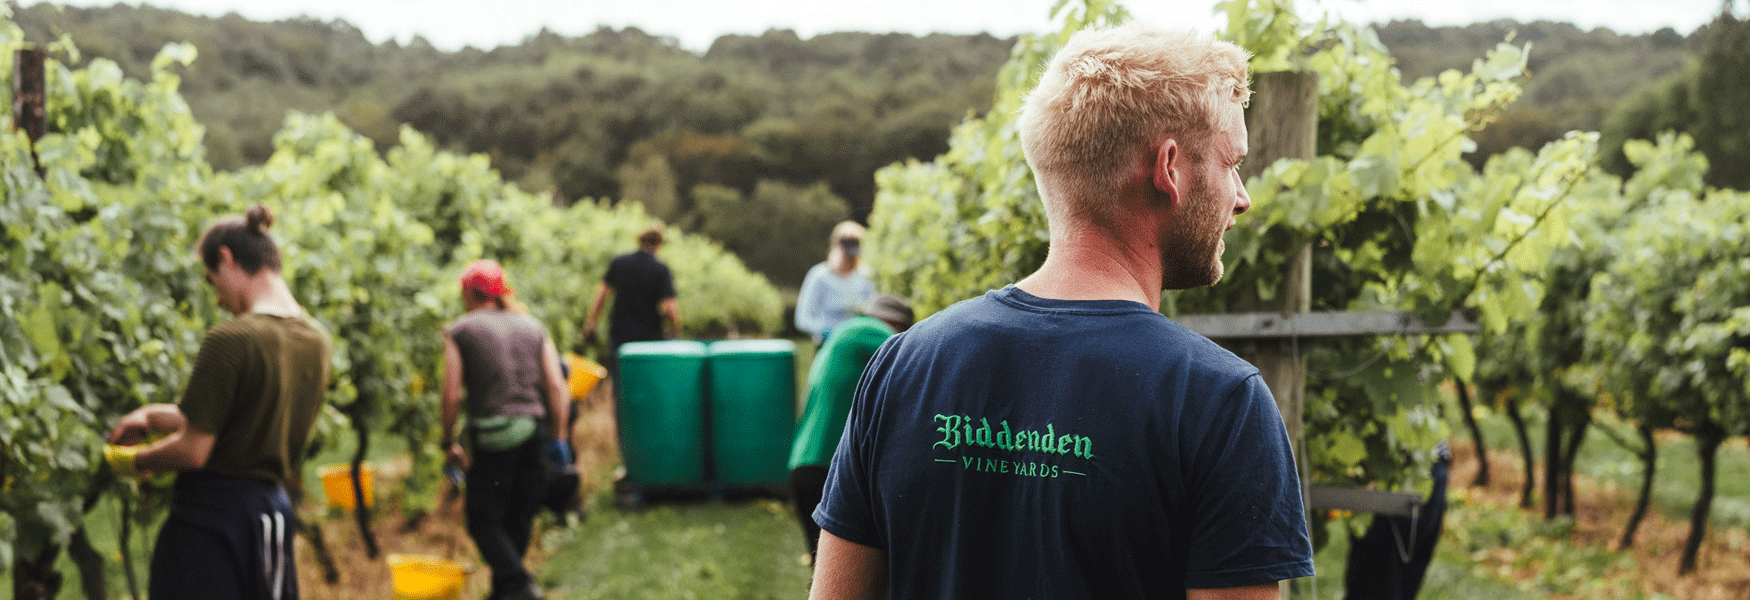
[616,340,708,486]
[706,339,797,486]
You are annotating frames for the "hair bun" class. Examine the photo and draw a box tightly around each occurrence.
[245,204,275,233]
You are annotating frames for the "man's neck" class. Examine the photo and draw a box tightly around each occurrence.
[1014,224,1163,310]
[235,274,303,318]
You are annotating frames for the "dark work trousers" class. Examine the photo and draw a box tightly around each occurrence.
[1344,461,1450,600]
[150,471,298,600]
[466,433,550,596]
[789,466,831,560]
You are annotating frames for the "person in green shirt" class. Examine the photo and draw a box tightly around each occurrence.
[105,205,332,600]
[789,295,913,561]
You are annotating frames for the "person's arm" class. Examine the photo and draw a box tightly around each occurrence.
[795,267,825,336]
[808,531,888,600]
[583,281,611,339]
[1182,376,1315,591]
[1186,583,1283,600]
[660,297,680,340]
[108,403,186,445]
[440,333,467,469]
[108,403,213,473]
[131,427,216,473]
[541,335,569,440]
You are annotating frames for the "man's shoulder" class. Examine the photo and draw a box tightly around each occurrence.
[206,314,332,360]
[897,291,1257,379]
[613,251,669,270]
[449,310,542,335]
[201,317,261,354]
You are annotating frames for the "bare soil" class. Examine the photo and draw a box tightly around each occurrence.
[1448,439,1750,600]
[295,382,622,600]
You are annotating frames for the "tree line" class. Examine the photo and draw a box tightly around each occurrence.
[10,2,1013,286]
[12,1,1741,288]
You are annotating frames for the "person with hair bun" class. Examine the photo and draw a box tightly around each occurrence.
[440,259,568,600]
[105,204,332,600]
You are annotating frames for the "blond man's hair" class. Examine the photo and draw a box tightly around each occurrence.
[1019,24,1251,226]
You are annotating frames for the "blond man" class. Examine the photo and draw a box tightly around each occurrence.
[809,24,1314,600]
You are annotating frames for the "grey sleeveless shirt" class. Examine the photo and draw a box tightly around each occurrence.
[446,309,550,420]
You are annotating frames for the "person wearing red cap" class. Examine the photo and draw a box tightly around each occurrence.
[441,259,569,600]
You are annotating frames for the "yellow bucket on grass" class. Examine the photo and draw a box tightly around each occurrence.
[567,353,608,399]
[318,464,374,510]
[388,554,467,600]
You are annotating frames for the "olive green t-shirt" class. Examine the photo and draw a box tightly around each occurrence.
[178,313,332,482]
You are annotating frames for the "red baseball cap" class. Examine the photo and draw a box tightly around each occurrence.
[460,259,513,298]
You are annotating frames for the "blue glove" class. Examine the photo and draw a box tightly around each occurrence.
[547,439,573,466]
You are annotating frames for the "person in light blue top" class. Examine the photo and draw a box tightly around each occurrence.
[794,221,876,344]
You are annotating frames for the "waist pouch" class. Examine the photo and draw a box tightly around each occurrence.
[472,414,537,451]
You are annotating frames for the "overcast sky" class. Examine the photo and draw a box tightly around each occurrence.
[45,0,1735,52]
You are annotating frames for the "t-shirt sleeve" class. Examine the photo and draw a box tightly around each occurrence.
[811,336,899,550]
[657,263,676,299]
[602,256,624,288]
[1181,373,1316,588]
[177,326,249,435]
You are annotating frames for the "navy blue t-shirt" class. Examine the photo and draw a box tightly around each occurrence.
[815,286,1314,598]
[603,250,675,344]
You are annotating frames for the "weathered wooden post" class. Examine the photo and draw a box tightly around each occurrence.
[13,46,46,177]
[1240,70,1318,600]
[1240,71,1319,457]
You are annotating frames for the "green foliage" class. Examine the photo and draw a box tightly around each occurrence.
[1583,133,1750,436]
[9,6,1013,267]
[689,180,851,287]
[0,12,781,584]
[1374,19,1695,167]
[2,20,222,566]
[1600,15,1750,190]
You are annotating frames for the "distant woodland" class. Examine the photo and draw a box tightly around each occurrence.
[9,3,1745,287]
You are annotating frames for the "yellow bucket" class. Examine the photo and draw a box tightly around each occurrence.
[567,353,608,399]
[387,554,467,600]
[318,464,374,510]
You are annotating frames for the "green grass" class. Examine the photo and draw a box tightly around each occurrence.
[534,490,1565,600]
[538,488,813,600]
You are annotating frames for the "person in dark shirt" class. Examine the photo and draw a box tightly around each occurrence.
[582,226,679,389]
[809,24,1314,600]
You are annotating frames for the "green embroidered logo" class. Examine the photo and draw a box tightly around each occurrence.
[931,414,1093,477]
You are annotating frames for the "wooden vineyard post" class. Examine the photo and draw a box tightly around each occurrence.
[1241,71,1318,453]
[13,47,46,177]
[1242,71,1317,600]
